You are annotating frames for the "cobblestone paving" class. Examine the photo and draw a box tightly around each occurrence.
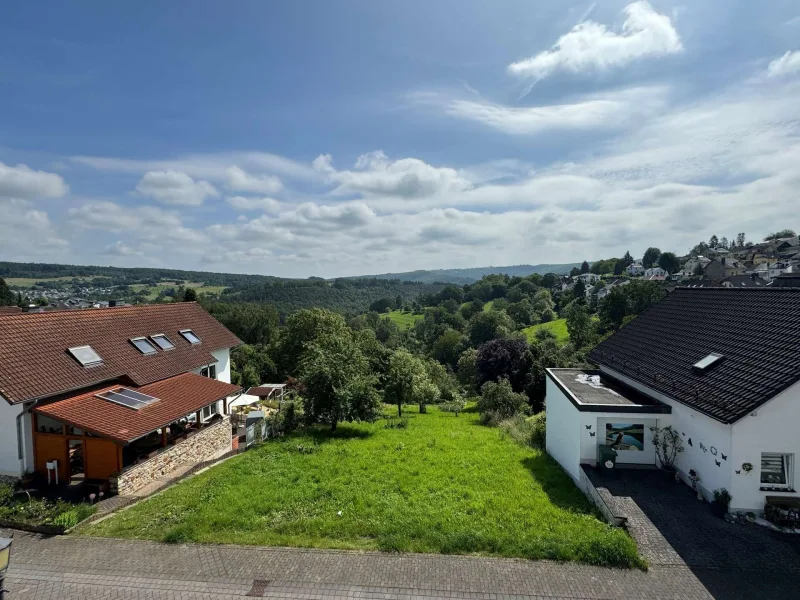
[3,531,709,600]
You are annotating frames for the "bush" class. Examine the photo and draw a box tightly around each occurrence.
[497,413,545,449]
[265,398,303,436]
[477,379,528,422]
[0,483,14,507]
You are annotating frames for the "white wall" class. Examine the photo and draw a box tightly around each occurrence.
[600,366,733,500]
[192,346,234,415]
[0,398,23,477]
[732,381,800,512]
[580,413,659,466]
[545,376,581,481]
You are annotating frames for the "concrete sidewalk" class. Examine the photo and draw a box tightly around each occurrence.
[2,529,710,600]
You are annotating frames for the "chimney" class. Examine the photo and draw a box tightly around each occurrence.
[109,300,117,307]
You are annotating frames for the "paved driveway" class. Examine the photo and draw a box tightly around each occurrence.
[585,467,800,600]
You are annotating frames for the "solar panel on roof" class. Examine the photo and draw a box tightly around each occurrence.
[97,387,160,410]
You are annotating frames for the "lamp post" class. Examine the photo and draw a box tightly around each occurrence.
[0,536,12,599]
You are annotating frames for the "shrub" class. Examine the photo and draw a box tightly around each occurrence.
[53,509,81,529]
[0,483,14,507]
[498,412,546,449]
[477,379,528,422]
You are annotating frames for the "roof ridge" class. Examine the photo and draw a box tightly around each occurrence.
[0,301,201,320]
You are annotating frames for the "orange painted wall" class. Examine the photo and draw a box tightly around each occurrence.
[85,438,121,479]
[34,434,69,483]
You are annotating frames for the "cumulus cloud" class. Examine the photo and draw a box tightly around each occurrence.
[314,151,472,198]
[767,50,800,78]
[134,170,218,205]
[0,162,68,200]
[0,199,68,260]
[225,196,281,213]
[442,86,667,135]
[508,1,682,80]
[225,166,283,194]
[105,241,143,257]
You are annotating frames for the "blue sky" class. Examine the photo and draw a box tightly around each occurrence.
[1,1,799,277]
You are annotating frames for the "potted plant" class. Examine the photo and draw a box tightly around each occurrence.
[712,488,732,518]
[650,425,684,480]
[688,469,700,495]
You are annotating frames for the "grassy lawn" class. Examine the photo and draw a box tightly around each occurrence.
[131,281,227,300]
[83,406,641,568]
[5,276,94,287]
[383,310,423,330]
[522,318,569,343]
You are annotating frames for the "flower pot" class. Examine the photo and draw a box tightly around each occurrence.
[711,501,729,518]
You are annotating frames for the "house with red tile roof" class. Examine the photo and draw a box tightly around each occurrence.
[0,302,242,495]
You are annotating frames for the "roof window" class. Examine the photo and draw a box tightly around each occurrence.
[97,387,159,410]
[693,352,724,372]
[68,345,103,367]
[150,334,175,351]
[130,337,158,355]
[180,329,201,344]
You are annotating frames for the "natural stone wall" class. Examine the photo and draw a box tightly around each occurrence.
[112,416,231,496]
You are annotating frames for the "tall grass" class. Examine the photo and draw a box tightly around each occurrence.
[84,406,641,568]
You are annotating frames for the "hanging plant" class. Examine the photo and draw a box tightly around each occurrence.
[741,462,753,473]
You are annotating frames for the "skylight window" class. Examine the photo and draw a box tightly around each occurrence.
[68,345,103,367]
[130,337,158,355]
[693,352,724,372]
[150,334,175,351]
[180,329,201,344]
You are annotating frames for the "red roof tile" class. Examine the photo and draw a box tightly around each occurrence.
[0,303,241,404]
[34,373,242,443]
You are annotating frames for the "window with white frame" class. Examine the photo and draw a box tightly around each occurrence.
[201,401,219,421]
[200,364,217,379]
[761,453,794,489]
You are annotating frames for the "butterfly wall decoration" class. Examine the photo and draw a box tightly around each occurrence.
[585,425,592,430]
[715,460,721,466]
[687,438,693,447]
[735,470,741,474]
[721,454,727,461]
[589,432,596,437]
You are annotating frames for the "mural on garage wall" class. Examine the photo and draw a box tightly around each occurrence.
[605,423,644,451]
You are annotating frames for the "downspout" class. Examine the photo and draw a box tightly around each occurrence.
[15,399,38,474]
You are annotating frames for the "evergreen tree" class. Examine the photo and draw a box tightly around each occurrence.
[580,261,590,274]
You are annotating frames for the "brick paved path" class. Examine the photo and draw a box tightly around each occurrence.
[3,530,709,600]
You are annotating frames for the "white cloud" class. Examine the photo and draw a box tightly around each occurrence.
[0,162,68,200]
[225,166,283,194]
[442,86,667,135]
[71,151,319,182]
[105,241,143,257]
[508,1,682,80]
[315,151,472,198]
[767,51,800,78]
[0,199,68,260]
[134,170,218,206]
[225,195,282,213]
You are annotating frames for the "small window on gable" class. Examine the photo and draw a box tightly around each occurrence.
[180,329,201,344]
[693,352,724,372]
[150,334,175,351]
[68,345,103,367]
[130,337,158,355]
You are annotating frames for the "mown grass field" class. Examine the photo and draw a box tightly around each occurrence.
[5,276,94,287]
[130,281,227,300]
[383,310,423,330]
[83,406,642,568]
[522,318,569,343]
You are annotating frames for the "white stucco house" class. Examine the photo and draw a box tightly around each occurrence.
[626,263,644,276]
[576,273,602,284]
[0,303,242,495]
[546,287,800,514]
[644,267,667,278]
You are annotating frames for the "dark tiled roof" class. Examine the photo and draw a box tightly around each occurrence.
[723,275,767,287]
[34,373,241,443]
[0,303,241,404]
[770,275,800,288]
[589,288,800,423]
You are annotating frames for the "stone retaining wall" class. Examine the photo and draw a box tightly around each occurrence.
[578,465,627,527]
[111,416,231,496]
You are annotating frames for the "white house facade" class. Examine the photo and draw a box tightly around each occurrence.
[546,287,800,514]
[626,263,644,276]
